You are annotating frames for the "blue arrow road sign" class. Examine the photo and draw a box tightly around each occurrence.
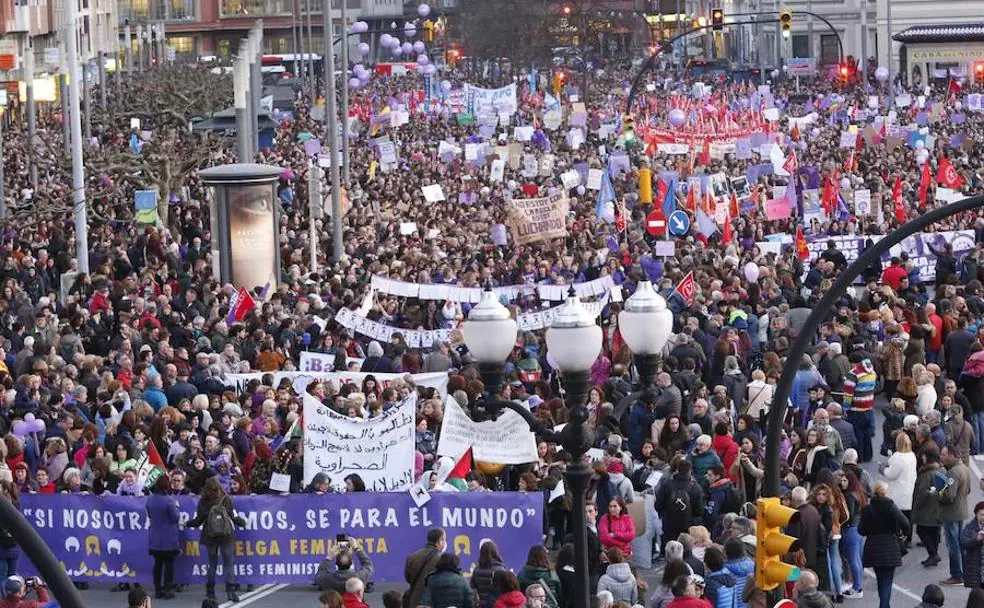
[668,210,690,236]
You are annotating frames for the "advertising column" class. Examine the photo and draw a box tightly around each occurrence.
[199,163,283,293]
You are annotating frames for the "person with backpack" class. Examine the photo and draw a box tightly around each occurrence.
[655,458,705,555]
[185,476,247,602]
[704,465,741,534]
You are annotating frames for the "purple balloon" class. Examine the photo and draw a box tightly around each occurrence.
[668,108,686,128]
[402,42,413,54]
[13,413,45,436]
[441,80,452,92]
[392,46,403,56]
[357,42,370,56]
[348,77,360,89]
[358,71,371,83]
[404,23,417,38]
[417,54,429,66]
[423,64,436,75]
[413,41,426,54]
[417,3,430,17]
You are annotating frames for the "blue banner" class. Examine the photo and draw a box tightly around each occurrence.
[18,492,543,585]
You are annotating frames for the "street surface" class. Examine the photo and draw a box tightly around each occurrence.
[54,404,980,608]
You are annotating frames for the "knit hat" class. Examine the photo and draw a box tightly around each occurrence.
[606,462,624,475]
[3,576,24,597]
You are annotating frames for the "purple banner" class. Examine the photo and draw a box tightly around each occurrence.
[19,492,543,585]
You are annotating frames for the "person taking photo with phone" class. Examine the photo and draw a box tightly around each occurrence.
[0,576,49,608]
[315,535,374,593]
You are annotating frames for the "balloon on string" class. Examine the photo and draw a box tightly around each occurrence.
[875,66,889,82]
[576,185,586,196]
[840,177,851,190]
[358,70,371,83]
[417,3,430,17]
[744,262,760,283]
[13,413,45,437]
[348,78,360,89]
[380,33,393,48]
[507,179,518,190]
[404,22,417,37]
[422,64,437,76]
[413,41,426,54]
[402,42,413,54]
[357,42,370,56]
[668,108,686,127]
[392,46,403,56]
[417,54,429,66]
[480,186,490,196]
[771,69,780,79]
[441,80,452,92]
[357,21,370,33]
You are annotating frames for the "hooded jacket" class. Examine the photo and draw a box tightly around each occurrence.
[420,567,474,608]
[597,562,638,605]
[703,569,737,608]
[724,557,754,608]
[493,590,527,608]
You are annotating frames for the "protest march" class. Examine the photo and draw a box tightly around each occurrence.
[7,6,984,608]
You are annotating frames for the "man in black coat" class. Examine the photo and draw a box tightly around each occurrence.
[787,486,822,572]
[566,502,602,593]
[655,458,705,555]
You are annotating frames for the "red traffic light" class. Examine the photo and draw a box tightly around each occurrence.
[976,63,984,74]
[840,65,849,76]
[562,5,571,14]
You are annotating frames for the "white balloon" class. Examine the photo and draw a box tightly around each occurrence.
[404,23,417,38]
[874,66,889,82]
[413,41,426,54]
[915,140,925,150]
[507,180,517,190]
[480,186,490,196]
[744,262,760,283]
[402,42,413,54]
[417,54,430,66]
[576,185,586,196]
[380,34,393,48]
[839,177,851,190]
[422,64,436,75]
[392,46,403,56]
[417,3,431,17]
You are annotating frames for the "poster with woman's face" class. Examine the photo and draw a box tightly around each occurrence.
[227,184,278,292]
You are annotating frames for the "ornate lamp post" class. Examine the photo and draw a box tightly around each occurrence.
[463,287,602,608]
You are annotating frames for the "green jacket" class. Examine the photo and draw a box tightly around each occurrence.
[420,568,474,608]
[938,461,971,523]
[518,566,560,608]
[911,463,942,527]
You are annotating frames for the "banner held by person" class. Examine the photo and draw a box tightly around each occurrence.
[302,393,415,490]
[224,370,450,397]
[437,396,538,464]
[19,492,543,585]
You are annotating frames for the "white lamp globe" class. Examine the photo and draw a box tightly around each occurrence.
[545,292,603,372]
[618,281,673,355]
[462,290,518,364]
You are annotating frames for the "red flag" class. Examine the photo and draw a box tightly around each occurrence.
[936,156,965,189]
[698,139,711,166]
[918,161,932,208]
[949,78,962,97]
[674,271,696,306]
[783,149,799,175]
[232,287,256,322]
[844,149,855,174]
[686,185,697,212]
[615,200,627,233]
[795,226,810,261]
[655,179,670,209]
[821,175,835,215]
[790,123,800,142]
[447,448,472,479]
[893,177,907,224]
[729,191,740,218]
[703,190,714,215]
[722,213,733,245]
[139,440,168,490]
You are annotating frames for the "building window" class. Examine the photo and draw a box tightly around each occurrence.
[217,38,232,58]
[168,35,193,53]
[121,0,149,23]
[220,0,290,17]
[791,34,809,59]
[820,34,838,64]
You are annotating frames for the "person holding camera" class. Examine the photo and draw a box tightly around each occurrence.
[0,576,49,608]
[315,536,374,593]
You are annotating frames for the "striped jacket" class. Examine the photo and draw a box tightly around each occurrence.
[844,359,877,411]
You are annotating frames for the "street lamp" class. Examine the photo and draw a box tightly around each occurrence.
[462,287,602,608]
[618,281,673,387]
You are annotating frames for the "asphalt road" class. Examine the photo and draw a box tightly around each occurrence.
[46,406,982,608]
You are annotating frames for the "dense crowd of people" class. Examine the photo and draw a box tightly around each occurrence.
[2,42,984,608]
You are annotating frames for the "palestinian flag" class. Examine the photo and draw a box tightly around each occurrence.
[138,441,167,490]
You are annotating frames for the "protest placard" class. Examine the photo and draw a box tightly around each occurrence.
[437,396,538,464]
[765,198,792,220]
[587,169,603,190]
[422,184,446,202]
[506,193,570,245]
[302,393,415,490]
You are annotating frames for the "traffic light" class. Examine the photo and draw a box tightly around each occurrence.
[447,48,460,66]
[562,5,572,15]
[638,166,653,204]
[423,19,434,42]
[755,497,802,591]
[711,8,724,31]
[974,61,984,83]
[779,10,793,38]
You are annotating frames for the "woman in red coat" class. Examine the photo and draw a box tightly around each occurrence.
[598,497,636,557]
